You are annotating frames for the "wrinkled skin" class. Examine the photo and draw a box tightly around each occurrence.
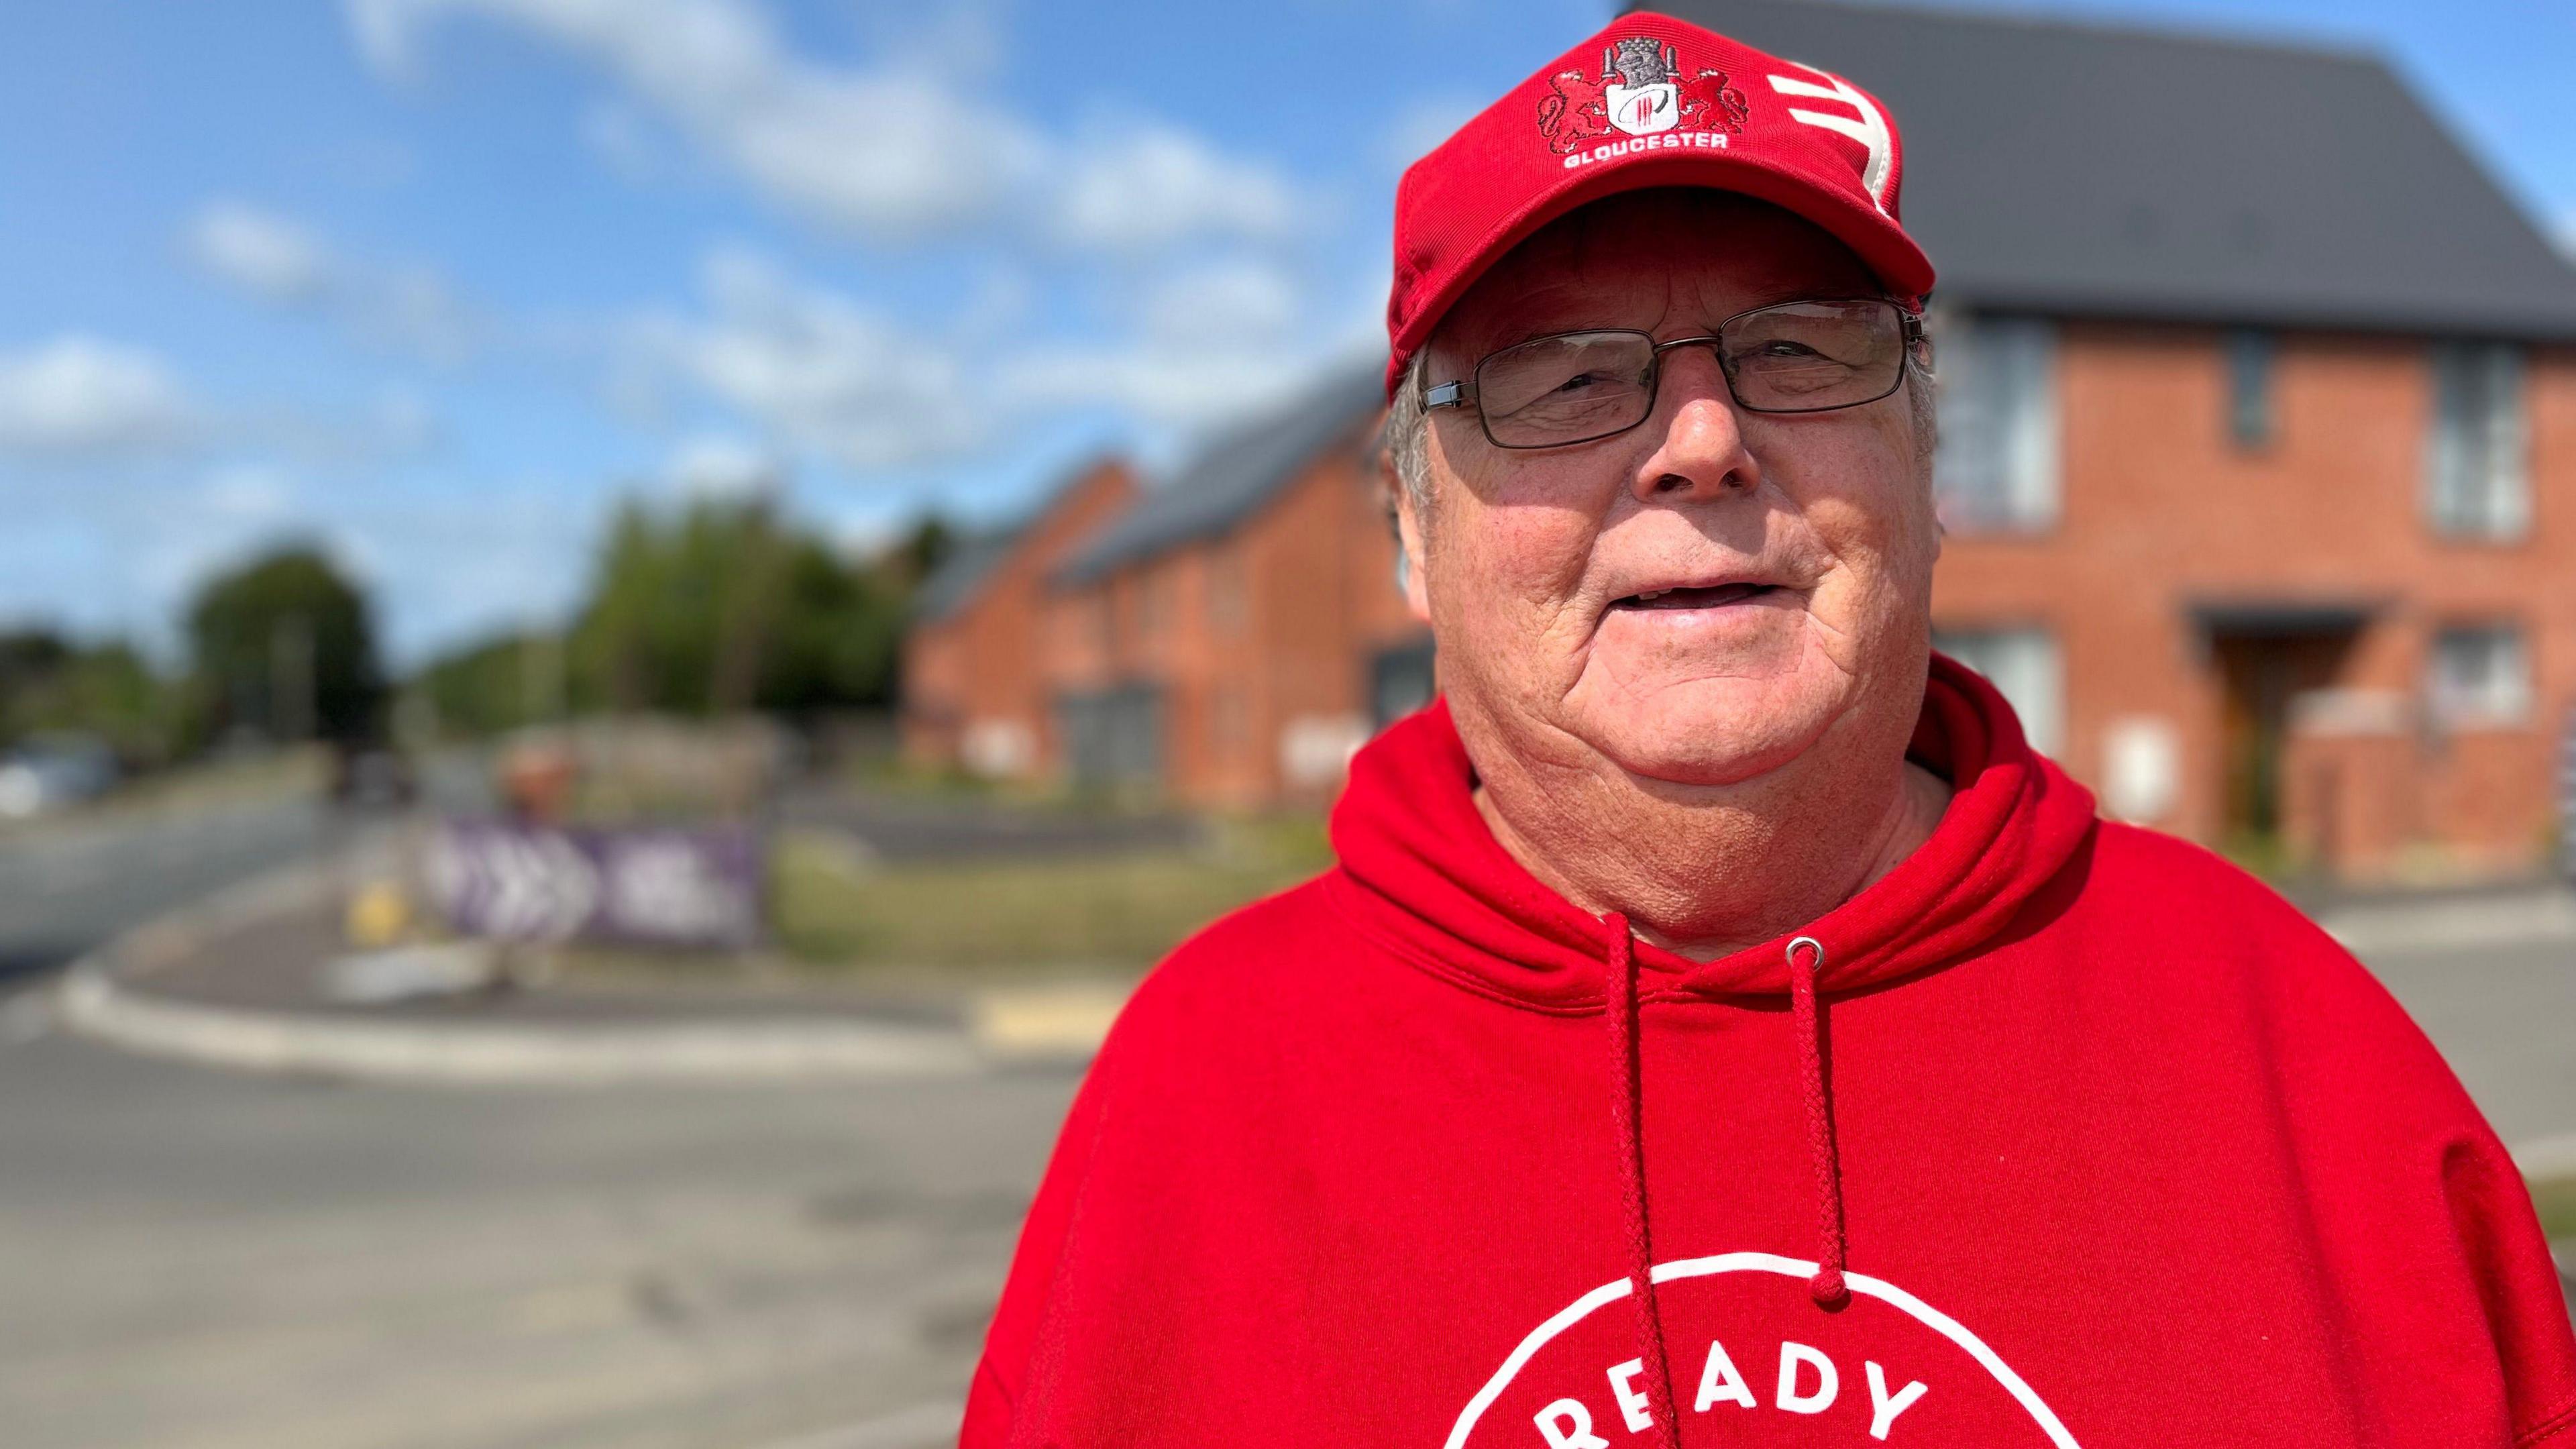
[1394,189,1948,959]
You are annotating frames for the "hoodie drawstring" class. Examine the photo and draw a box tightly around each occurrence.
[1785,934,1851,1308]
[1603,920,1851,1448]
[1603,915,1682,1446]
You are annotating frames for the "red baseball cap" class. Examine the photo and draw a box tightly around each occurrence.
[1385,11,1935,398]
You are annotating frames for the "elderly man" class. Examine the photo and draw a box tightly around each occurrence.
[966,13,2576,1446]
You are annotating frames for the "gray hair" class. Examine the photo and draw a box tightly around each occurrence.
[1383,345,1940,526]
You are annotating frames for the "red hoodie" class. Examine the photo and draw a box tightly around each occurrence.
[966,657,2576,1446]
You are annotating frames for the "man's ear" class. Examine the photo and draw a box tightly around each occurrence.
[1382,451,1433,623]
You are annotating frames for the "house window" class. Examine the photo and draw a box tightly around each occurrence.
[1934,316,2059,532]
[2226,329,2274,449]
[2428,625,2530,727]
[1210,551,1246,635]
[1368,639,1437,729]
[1935,626,2064,756]
[2426,342,2528,539]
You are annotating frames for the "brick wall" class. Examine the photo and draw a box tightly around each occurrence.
[1035,422,1427,809]
[900,460,1137,778]
[1933,321,2576,877]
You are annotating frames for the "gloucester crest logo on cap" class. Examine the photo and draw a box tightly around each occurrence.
[1538,37,1749,158]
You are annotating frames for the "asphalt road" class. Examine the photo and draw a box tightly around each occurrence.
[0,795,332,988]
[0,752,487,992]
[2365,928,2576,1148]
[0,1028,1077,1449]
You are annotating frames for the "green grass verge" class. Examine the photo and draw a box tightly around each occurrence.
[770,814,1334,975]
[2528,1176,2576,1242]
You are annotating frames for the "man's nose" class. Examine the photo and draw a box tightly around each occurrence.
[1631,344,1761,503]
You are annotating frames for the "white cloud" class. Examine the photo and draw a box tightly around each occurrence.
[187,201,333,304]
[199,462,299,521]
[665,432,779,498]
[1053,121,1297,255]
[343,0,1298,252]
[358,263,478,364]
[348,0,1038,239]
[997,345,1307,431]
[582,101,664,180]
[184,199,480,364]
[629,246,978,469]
[614,242,1363,472]
[0,336,197,457]
[1379,93,1481,172]
[625,244,1356,468]
[368,384,441,455]
[1140,258,1301,343]
[998,258,1333,427]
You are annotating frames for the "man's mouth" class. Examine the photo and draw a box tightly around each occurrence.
[1609,582,1782,611]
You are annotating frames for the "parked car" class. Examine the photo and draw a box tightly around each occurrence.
[329,741,418,810]
[0,735,119,819]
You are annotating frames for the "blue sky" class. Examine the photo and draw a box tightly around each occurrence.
[1,0,2568,665]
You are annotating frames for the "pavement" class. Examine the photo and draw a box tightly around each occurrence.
[42,847,1124,1084]
[2331,892,2576,1150]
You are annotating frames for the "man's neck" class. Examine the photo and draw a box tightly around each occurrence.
[1466,726,1951,963]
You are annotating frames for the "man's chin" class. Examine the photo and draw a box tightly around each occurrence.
[1577,708,1833,790]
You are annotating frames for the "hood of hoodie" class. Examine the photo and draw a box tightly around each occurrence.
[1327,651,2099,1012]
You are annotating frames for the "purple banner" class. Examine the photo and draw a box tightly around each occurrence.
[427,820,765,950]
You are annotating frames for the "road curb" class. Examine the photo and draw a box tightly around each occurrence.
[48,855,1120,1086]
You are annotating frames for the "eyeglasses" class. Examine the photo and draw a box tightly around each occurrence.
[1424,299,1924,450]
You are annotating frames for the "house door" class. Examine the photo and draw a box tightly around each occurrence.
[1057,684,1164,792]
[2210,630,2356,847]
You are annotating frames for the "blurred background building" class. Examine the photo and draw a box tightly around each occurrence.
[911,364,1428,808]
[902,0,2576,884]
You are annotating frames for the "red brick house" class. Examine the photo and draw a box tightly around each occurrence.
[901,458,1136,777]
[1664,0,2576,879]
[1040,366,1426,809]
[901,1,2576,879]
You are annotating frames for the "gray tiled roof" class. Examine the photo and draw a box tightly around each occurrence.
[1641,0,2576,337]
[910,528,1022,625]
[1053,361,1387,586]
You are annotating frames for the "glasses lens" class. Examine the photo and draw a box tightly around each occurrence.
[1475,331,1655,447]
[1721,301,1904,413]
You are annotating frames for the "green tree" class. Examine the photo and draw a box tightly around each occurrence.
[186,545,384,745]
[409,494,926,739]
[566,495,910,719]
[416,631,546,737]
[895,515,954,590]
[0,629,73,703]
[0,628,177,763]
